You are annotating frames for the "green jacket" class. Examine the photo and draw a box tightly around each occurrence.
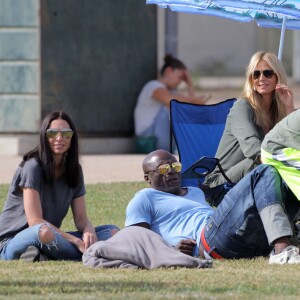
[261,109,300,200]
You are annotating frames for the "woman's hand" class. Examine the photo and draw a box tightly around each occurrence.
[182,70,196,98]
[275,84,295,113]
[182,70,211,104]
[182,69,193,87]
[196,93,212,103]
[71,196,98,250]
[82,226,98,250]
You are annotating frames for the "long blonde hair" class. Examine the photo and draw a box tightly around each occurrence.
[241,51,288,132]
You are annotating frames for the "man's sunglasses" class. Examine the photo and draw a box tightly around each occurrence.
[147,162,182,175]
[252,69,275,80]
[46,128,74,139]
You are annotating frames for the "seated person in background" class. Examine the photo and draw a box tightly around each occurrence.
[0,111,119,262]
[134,54,210,151]
[205,51,294,189]
[262,108,300,202]
[125,149,300,264]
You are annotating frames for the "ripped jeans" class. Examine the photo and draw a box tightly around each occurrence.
[0,224,119,261]
[201,164,300,259]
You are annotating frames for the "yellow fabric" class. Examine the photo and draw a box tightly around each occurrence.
[261,148,300,200]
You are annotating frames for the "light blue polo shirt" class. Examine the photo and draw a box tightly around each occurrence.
[125,187,214,256]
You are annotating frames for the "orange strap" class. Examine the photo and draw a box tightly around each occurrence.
[200,228,223,259]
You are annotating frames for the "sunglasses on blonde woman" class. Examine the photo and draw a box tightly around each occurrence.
[46,128,74,139]
[252,69,275,80]
[146,162,182,175]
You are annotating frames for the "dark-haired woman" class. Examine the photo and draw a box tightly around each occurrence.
[0,111,119,261]
[134,54,210,151]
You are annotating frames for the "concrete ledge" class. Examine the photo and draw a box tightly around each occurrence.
[177,76,244,91]
[0,135,38,155]
[0,135,135,155]
[197,76,244,89]
[80,137,135,154]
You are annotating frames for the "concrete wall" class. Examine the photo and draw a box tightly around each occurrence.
[0,0,157,137]
[0,0,40,133]
[40,0,157,137]
[0,0,157,155]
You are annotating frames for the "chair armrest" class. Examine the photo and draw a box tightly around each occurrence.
[181,156,219,180]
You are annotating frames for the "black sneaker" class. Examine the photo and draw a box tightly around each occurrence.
[20,246,48,262]
[39,252,49,261]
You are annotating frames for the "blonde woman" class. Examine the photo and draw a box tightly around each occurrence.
[205,51,295,188]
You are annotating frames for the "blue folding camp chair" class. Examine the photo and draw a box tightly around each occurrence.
[170,98,236,205]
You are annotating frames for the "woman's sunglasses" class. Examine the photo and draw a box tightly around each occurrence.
[46,128,74,139]
[252,69,275,80]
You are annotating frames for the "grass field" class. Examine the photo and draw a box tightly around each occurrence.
[1,182,300,300]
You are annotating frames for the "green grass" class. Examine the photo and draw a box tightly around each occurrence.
[1,183,300,299]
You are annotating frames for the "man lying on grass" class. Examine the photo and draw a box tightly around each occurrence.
[125,149,300,264]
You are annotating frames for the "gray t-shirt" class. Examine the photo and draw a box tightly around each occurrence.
[0,158,85,250]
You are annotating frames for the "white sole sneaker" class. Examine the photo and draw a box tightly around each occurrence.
[269,245,300,264]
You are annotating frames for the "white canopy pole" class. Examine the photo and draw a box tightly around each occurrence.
[165,8,178,56]
[293,31,300,82]
[278,16,287,61]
